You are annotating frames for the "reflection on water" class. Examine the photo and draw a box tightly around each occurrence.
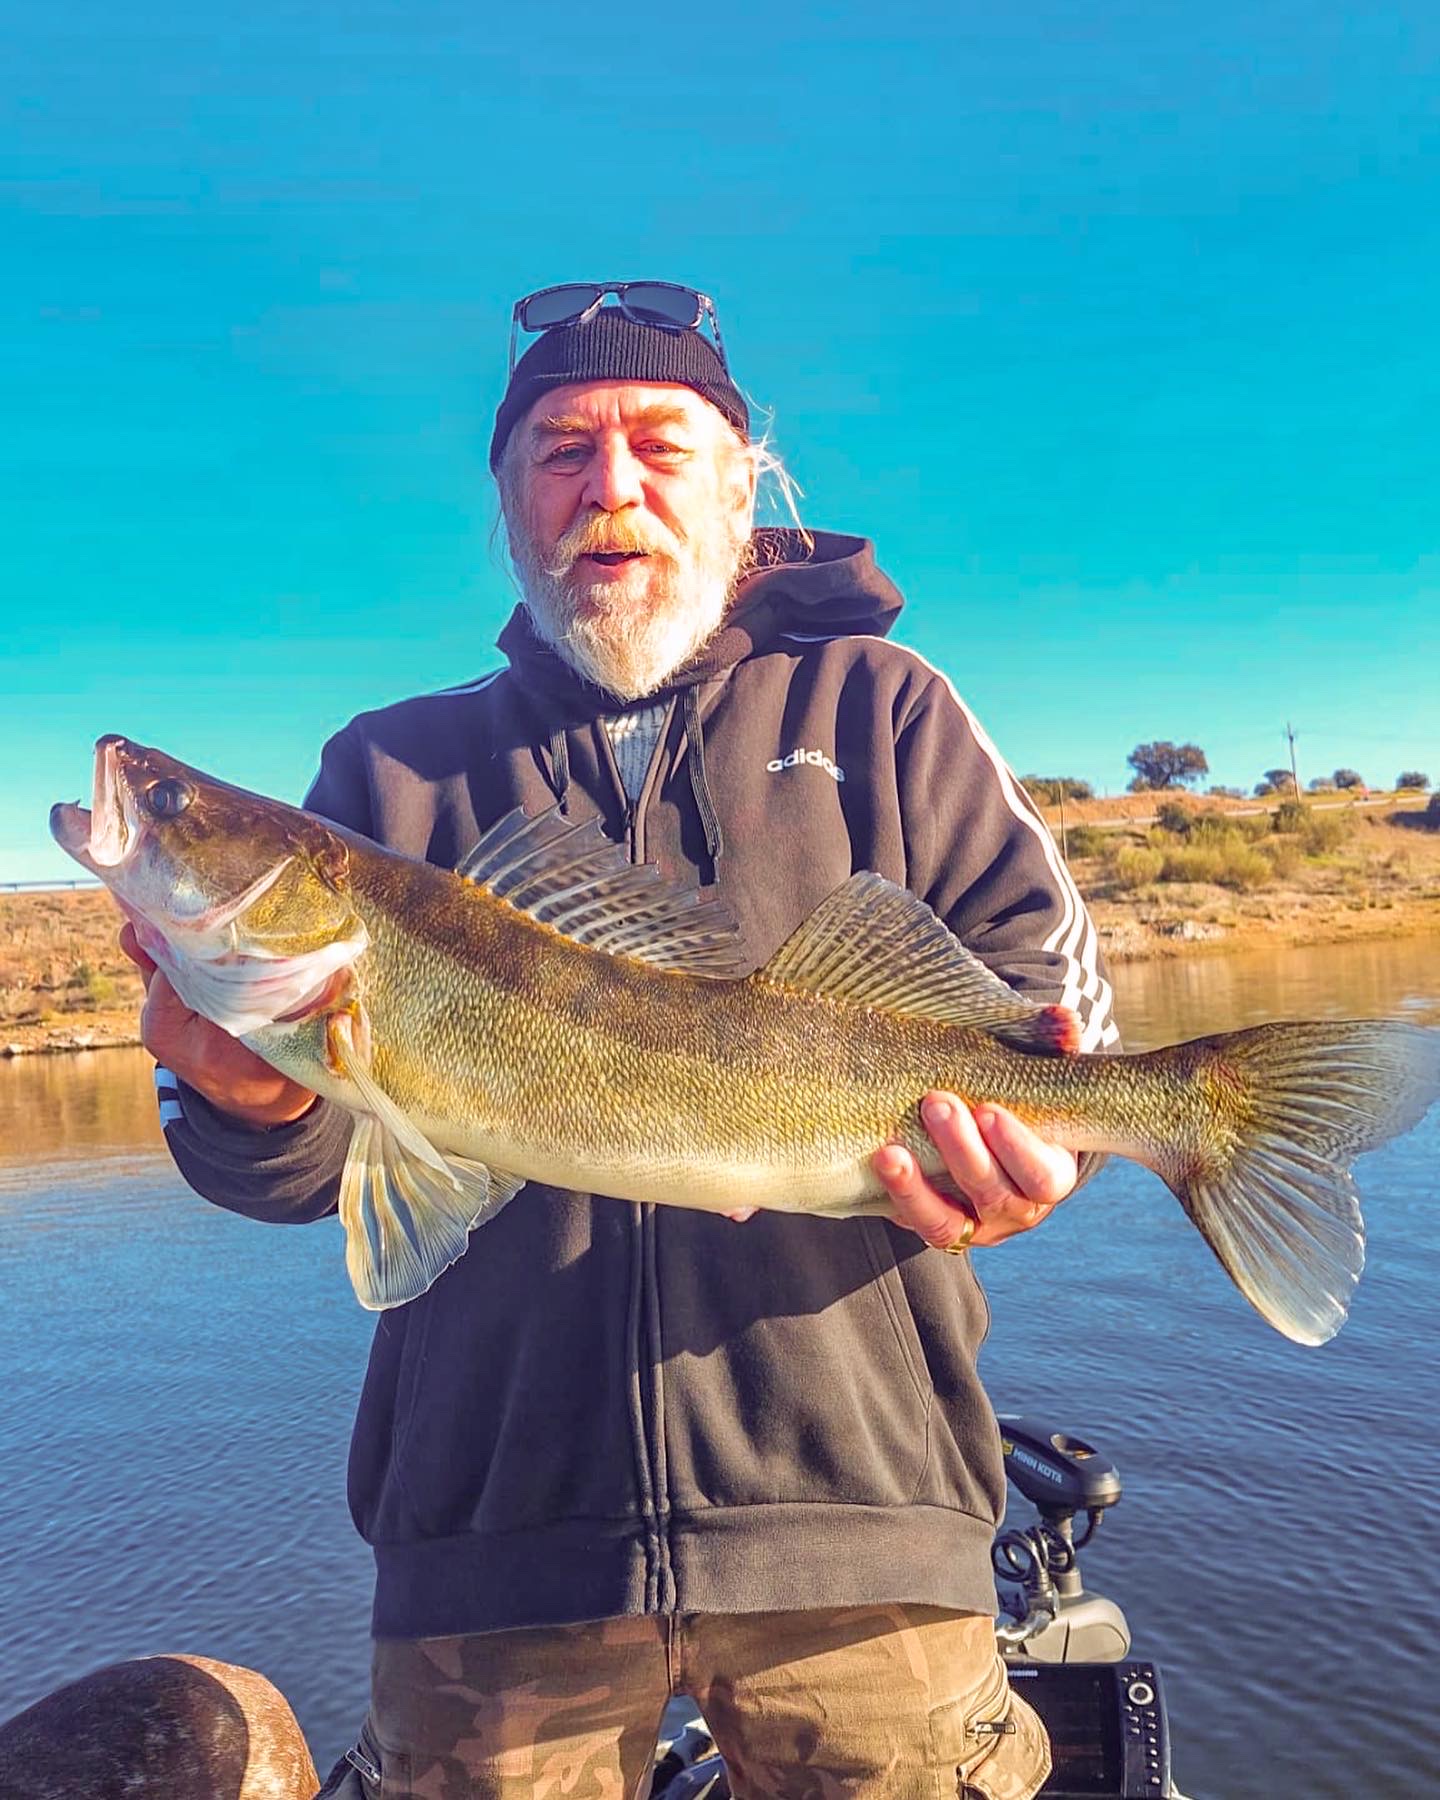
[0,1048,162,1168]
[0,936,1437,1795]
[1109,933,1440,1050]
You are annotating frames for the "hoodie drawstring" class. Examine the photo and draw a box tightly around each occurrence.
[683,685,725,883]
[548,728,571,815]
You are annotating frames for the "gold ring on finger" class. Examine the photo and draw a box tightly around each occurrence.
[939,1218,976,1255]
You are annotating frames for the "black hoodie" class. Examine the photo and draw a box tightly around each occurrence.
[162,529,1118,1639]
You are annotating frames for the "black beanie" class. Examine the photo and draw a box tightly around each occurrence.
[490,307,749,470]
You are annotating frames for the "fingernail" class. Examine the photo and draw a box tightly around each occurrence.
[875,1147,907,1180]
[922,1096,952,1127]
[974,1107,995,1133]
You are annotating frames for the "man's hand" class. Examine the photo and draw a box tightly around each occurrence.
[119,922,319,1128]
[872,1093,1078,1251]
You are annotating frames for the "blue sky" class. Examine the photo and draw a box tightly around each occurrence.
[6,1,1438,881]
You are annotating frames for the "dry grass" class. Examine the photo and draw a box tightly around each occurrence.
[1064,805,1440,958]
[0,890,144,1043]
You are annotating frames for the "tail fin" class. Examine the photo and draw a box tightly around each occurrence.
[1164,1020,1440,1345]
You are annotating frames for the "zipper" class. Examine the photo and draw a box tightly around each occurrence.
[594,699,681,1611]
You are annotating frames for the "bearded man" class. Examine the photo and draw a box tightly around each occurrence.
[128,284,1116,1800]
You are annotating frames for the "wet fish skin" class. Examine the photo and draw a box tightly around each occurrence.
[50,736,1440,1344]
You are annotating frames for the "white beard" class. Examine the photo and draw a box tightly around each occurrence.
[509,515,749,702]
[526,568,731,701]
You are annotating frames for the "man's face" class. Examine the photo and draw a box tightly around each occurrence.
[501,381,757,701]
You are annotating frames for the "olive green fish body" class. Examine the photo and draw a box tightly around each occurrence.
[50,736,1440,1343]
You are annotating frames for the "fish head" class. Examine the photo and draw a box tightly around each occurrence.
[51,736,368,1033]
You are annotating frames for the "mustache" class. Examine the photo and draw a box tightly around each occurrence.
[542,510,686,578]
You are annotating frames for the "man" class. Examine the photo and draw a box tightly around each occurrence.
[126,283,1116,1799]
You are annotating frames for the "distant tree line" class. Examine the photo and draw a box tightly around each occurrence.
[1024,745,1432,803]
[1019,775,1094,804]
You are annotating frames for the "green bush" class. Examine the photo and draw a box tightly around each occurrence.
[1301,811,1351,855]
[83,971,118,1007]
[1110,846,1165,890]
[1213,846,1272,890]
[1154,799,1195,836]
[1022,775,1094,804]
[1158,841,1272,890]
[1272,800,1308,834]
[1261,838,1303,878]
[1160,844,1224,884]
[1064,824,1109,858]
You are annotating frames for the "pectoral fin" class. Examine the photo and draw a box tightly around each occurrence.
[327,1008,524,1309]
[338,1116,525,1311]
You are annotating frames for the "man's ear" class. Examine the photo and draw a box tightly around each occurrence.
[727,435,759,525]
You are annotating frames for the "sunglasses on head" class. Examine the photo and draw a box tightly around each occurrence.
[508,281,727,376]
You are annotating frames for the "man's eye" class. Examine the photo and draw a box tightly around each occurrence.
[543,444,588,465]
[640,441,687,458]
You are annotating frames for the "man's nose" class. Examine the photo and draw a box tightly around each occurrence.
[580,439,645,512]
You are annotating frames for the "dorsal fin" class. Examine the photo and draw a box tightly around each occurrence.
[455,807,750,978]
[758,872,1080,1051]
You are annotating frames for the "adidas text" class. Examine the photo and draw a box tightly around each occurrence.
[766,747,846,783]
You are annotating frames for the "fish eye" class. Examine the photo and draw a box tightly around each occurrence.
[144,778,195,818]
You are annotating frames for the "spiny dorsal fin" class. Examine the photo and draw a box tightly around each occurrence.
[758,872,1080,1050]
[455,807,750,978]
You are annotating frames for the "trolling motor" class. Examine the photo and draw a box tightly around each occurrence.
[992,1413,1129,1662]
[993,1415,1182,1800]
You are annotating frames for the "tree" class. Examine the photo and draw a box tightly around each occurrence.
[1019,775,1094,804]
[1333,768,1365,790]
[1125,741,1209,790]
[1307,777,1335,793]
[1261,768,1293,796]
[1396,771,1431,791]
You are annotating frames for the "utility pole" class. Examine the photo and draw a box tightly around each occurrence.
[1285,722,1301,802]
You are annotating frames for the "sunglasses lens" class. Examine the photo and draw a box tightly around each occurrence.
[520,285,602,330]
[621,284,702,329]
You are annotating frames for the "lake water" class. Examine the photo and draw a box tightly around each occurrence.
[1,935,1437,1797]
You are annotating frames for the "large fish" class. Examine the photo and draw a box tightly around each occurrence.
[51,735,1440,1344]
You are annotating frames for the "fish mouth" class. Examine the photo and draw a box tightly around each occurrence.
[49,735,144,871]
[89,735,144,868]
[49,800,93,860]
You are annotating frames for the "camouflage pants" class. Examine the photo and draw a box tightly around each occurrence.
[324,1605,1051,1800]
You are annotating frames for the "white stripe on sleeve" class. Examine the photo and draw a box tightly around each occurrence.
[781,631,1117,1050]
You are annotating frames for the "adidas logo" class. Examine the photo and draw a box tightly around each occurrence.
[766,747,846,783]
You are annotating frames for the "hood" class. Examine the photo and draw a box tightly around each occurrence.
[496,527,904,716]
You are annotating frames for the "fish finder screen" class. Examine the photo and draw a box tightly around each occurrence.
[1010,1667,1121,1794]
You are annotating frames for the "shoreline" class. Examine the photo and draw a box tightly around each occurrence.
[1089,894,1440,962]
